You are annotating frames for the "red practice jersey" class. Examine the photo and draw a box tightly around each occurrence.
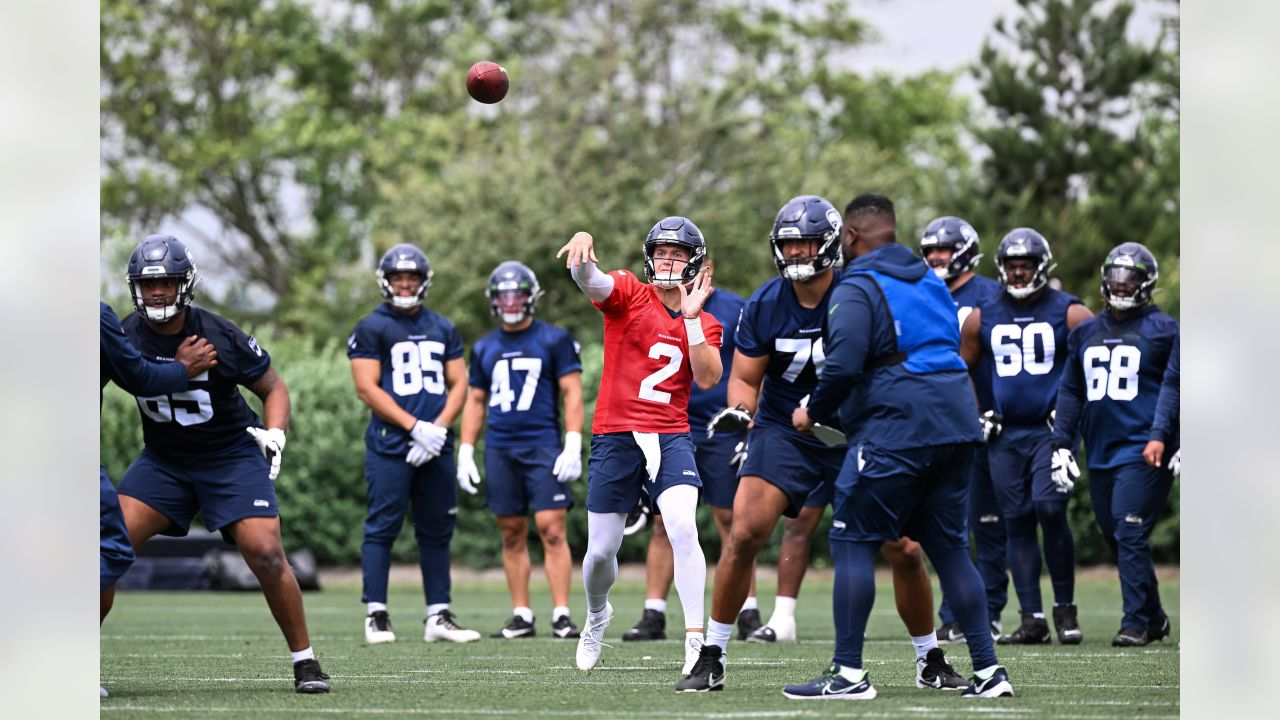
[591,270,723,434]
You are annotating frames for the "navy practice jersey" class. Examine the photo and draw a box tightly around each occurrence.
[688,288,747,436]
[950,275,1002,412]
[979,288,1082,424]
[100,301,188,399]
[348,304,465,456]
[1052,305,1179,469]
[737,270,841,446]
[121,306,270,457]
[468,319,582,447]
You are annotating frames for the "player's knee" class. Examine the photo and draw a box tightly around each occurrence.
[663,516,699,554]
[1033,500,1069,525]
[500,528,527,552]
[538,524,567,549]
[883,540,925,569]
[243,547,287,577]
[415,522,455,548]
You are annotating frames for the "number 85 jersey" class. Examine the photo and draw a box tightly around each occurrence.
[592,270,723,434]
[348,304,464,456]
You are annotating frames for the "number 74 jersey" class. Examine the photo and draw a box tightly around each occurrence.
[591,270,723,434]
[348,303,464,456]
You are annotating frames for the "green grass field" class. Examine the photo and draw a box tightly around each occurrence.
[101,571,1178,719]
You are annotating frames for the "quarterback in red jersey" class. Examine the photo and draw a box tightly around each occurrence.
[556,216,722,689]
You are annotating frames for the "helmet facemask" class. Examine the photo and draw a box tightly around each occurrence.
[772,230,839,283]
[378,269,432,310]
[1101,265,1155,311]
[998,254,1055,299]
[643,241,706,288]
[129,269,198,323]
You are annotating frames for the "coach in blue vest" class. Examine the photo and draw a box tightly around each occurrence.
[782,194,1014,700]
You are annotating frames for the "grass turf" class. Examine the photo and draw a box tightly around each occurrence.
[101,572,1178,719]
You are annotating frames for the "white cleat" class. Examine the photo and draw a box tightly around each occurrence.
[424,609,481,643]
[365,610,396,644]
[682,633,705,675]
[748,614,797,643]
[576,602,614,672]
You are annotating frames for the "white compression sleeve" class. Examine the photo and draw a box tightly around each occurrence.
[571,259,615,303]
[583,511,627,612]
[654,484,706,630]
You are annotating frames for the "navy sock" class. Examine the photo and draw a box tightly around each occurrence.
[419,544,452,607]
[830,539,878,669]
[928,544,998,671]
[1005,513,1043,614]
[1034,500,1075,605]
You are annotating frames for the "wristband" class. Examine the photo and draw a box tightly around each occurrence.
[684,316,705,346]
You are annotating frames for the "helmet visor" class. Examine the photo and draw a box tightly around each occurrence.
[1103,266,1146,301]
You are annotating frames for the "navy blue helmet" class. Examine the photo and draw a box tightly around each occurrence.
[377,243,433,310]
[920,216,982,280]
[769,195,843,282]
[126,234,200,322]
[643,216,707,287]
[1100,242,1159,311]
[486,260,544,324]
[996,228,1056,299]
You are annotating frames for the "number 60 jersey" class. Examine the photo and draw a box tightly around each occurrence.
[348,303,464,456]
[591,269,723,434]
[121,306,271,457]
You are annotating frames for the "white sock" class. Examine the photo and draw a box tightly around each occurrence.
[367,602,387,615]
[513,606,533,623]
[644,598,668,613]
[911,633,938,660]
[426,603,449,618]
[1031,612,1045,619]
[741,596,758,612]
[290,647,315,663]
[975,664,999,680]
[552,605,570,621]
[768,596,797,625]
[835,664,865,682]
[706,619,734,650]
[584,512,626,613]
[655,485,706,630]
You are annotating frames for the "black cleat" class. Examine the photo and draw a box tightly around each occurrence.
[552,615,581,639]
[935,621,966,644]
[675,644,725,692]
[1052,604,1083,645]
[293,658,331,694]
[736,608,763,640]
[1112,626,1150,647]
[491,615,536,639]
[1147,615,1171,642]
[916,647,969,690]
[622,608,667,641]
[997,613,1051,645]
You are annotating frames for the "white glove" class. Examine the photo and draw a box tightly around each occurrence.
[730,440,747,473]
[707,405,752,439]
[456,443,481,495]
[1046,409,1057,433]
[553,431,583,483]
[411,420,448,458]
[1050,447,1080,493]
[1168,449,1180,477]
[245,427,286,481]
[406,441,432,467]
[980,410,1003,443]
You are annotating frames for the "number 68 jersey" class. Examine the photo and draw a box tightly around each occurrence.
[348,304,464,456]
[468,320,582,447]
[591,270,723,434]
[1054,305,1179,469]
[121,306,270,457]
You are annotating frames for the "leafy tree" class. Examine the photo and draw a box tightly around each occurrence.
[966,0,1179,312]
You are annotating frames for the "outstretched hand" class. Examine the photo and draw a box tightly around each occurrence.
[678,269,714,319]
[556,232,598,270]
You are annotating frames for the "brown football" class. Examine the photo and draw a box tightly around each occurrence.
[466,61,509,104]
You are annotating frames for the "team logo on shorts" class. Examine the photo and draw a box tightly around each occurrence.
[253,499,270,508]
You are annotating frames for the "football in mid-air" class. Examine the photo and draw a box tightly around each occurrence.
[466,61,509,104]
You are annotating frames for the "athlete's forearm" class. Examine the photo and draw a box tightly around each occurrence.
[459,388,487,445]
[355,384,419,431]
[434,360,468,428]
[257,374,291,432]
[571,259,615,303]
[689,342,722,390]
[560,374,585,434]
[725,373,761,414]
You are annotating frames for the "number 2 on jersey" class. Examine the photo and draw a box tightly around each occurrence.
[390,340,445,396]
[489,357,543,412]
[638,342,683,404]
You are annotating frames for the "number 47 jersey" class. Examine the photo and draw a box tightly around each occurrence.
[348,304,465,456]
[121,306,270,457]
[591,270,723,434]
[469,320,582,447]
